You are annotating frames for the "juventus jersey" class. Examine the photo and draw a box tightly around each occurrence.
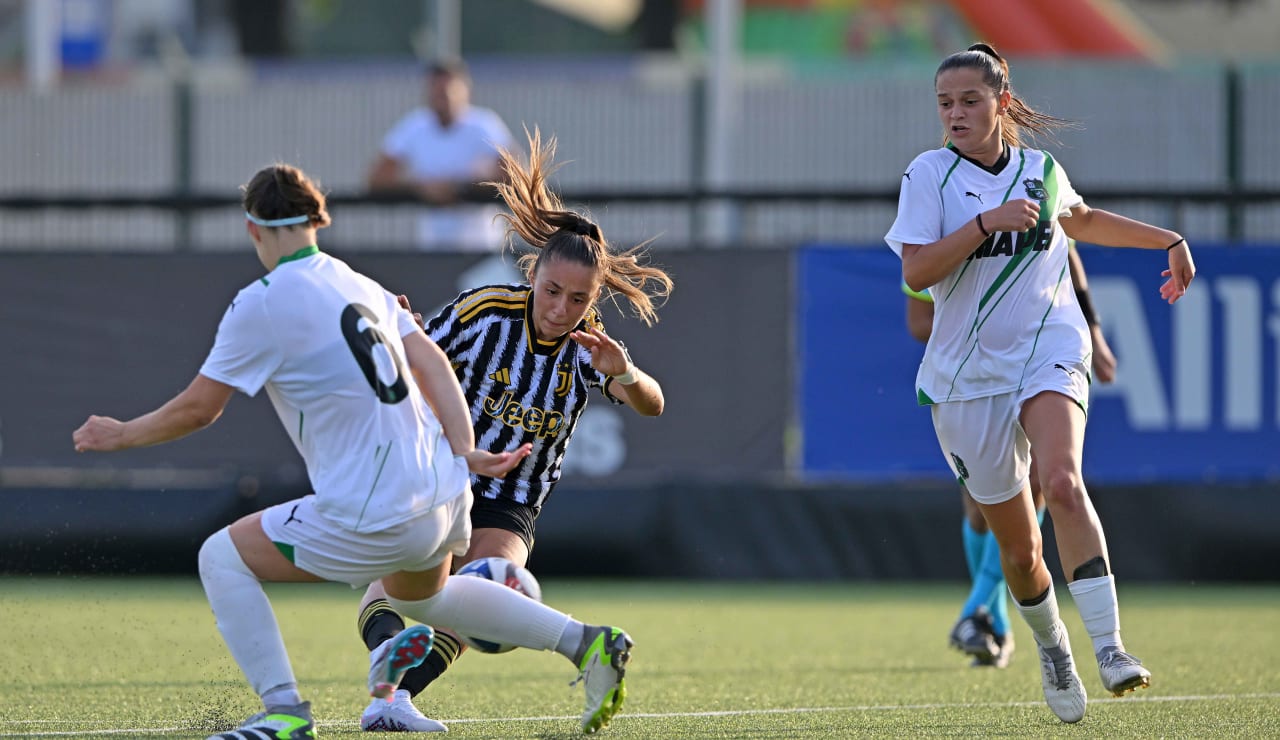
[885,145,1091,404]
[199,248,469,532]
[425,283,621,509]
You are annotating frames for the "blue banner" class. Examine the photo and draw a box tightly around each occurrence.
[798,244,1277,483]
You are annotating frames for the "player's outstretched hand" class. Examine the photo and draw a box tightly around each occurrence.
[397,294,425,330]
[1160,241,1196,304]
[463,443,533,478]
[73,415,126,453]
[569,326,629,377]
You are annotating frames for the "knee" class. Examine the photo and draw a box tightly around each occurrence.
[999,532,1043,576]
[1040,468,1086,513]
[198,527,251,581]
[197,529,224,578]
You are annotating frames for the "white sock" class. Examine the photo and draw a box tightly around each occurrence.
[556,621,587,659]
[197,528,297,699]
[1068,574,1124,656]
[387,575,575,658]
[1013,583,1069,650]
[261,684,302,710]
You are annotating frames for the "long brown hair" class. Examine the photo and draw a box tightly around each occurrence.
[936,43,1073,148]
[490,128,674,326]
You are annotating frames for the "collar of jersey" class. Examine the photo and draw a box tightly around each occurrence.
[946,141,1011,176]
[523,290,571,356]
[275,245,320,267]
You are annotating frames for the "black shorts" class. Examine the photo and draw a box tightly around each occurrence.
[469,494,539,553]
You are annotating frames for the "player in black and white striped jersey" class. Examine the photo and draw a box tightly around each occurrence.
[427,284,615,509]
[357,128,674,734]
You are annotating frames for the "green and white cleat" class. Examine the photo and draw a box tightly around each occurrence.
[573,626,633,734]
[207,701,315,740]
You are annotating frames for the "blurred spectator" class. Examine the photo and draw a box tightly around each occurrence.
[367,57,515,251]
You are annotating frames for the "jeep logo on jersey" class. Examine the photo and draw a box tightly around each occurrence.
[1023,178,1048,201]
[482,390,565,438]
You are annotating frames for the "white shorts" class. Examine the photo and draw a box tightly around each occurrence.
[259,491,472,588]
[931,359,1090,505]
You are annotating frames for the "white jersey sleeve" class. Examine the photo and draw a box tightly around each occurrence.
[1054,162,1084,216]
[395,299,420,340]
[199,285,283,397]
[885,154,945,256]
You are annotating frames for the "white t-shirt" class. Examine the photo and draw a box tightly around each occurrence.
[199,248,470,532]
[381,106,514,251]
[885,145,1091,404]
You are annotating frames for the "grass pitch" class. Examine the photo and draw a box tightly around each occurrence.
[0,577,1276,738]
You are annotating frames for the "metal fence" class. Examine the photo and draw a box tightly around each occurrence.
[1,57,1277,250]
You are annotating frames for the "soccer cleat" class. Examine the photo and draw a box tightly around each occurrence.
[572,626,633,734]
[1098,647,1152,697]
[360,690,448,732]
[973,629,1015,669]
[207,701,315,740]
[1037,641,1087,723]
[368,625,435,700]
[948,608,999,663]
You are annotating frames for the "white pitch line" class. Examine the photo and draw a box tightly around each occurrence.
[1,692,1277,736]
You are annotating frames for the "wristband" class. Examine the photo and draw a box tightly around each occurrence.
[611,364,638,385]
[976,212,990,237]
[1165,237,1185,251]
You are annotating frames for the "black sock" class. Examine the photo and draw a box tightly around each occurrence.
[399,632,464,698]
[358,599,406,651]
[1072,555,1109,581]
[1018,585,1052,608]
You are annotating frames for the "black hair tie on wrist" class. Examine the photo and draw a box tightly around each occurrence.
[976,212,990,237]
[1166,237,1185,251]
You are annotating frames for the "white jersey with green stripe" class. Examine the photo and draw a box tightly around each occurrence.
[199,249,469,532]
[885,145,1090,404]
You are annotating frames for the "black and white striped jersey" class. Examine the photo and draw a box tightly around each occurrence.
[425,283,621,509]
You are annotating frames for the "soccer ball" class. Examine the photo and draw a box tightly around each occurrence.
[453,556,543,653]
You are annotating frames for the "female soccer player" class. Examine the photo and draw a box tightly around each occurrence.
[885,43,1195,723]
[906,244,1117,670]
[72,162,635,739]
[357,129,674,733]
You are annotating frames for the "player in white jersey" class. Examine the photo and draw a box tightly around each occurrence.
[72,163,637,739]
[885,44,1195,724]
[357,128,673,733]
[904,244,1117,671]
